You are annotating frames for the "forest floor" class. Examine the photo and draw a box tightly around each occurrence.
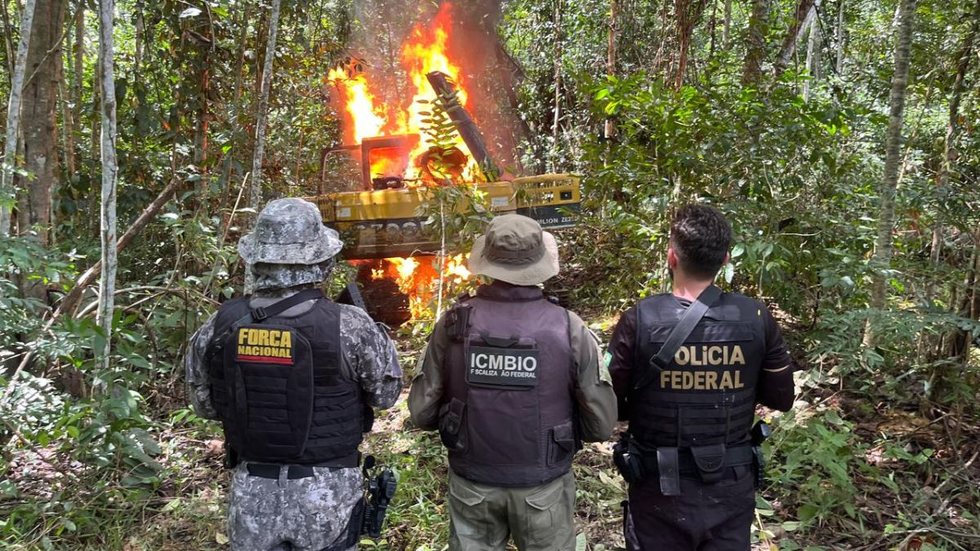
[5,331,980,550]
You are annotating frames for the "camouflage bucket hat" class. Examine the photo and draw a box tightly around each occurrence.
[468,214,559,286]
[238,198,343,265]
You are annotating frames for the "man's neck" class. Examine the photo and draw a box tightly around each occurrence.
[671,274,715,301]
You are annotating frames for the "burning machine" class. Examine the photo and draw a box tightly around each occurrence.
[311,3,580,260]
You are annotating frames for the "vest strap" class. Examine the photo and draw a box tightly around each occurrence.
[634,286,722,390]
[252,288,325,320]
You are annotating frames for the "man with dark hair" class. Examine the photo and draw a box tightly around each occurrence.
[608,204,796,550]
[408,214,617,551]
[185,198,403,551]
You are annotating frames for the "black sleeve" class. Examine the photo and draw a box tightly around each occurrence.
[608,306,638,421]
[756,305,796,412]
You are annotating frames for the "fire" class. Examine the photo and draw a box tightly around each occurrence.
[327,2,478,184]
[326,67,385,144]
[363,254,472,319]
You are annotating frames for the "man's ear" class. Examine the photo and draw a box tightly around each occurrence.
[722,252,731,266]
[667,247,678,269]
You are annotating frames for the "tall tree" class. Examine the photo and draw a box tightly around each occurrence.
[249,0,282,217]
[0,0,37,237]
[868,0,917,314]
[606,0,618,141]
[742,0,770,85]
[803,7,821,100]
[674,0,709,88]
[929,0,980,279]
[17,0,66,245]
[773,0,819,78]
[924,0,980,399]
[97,0,118,371]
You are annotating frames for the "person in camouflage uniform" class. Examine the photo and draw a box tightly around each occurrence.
[186,198,402,551]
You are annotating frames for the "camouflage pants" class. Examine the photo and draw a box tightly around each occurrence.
[228,463,362,551]
[447,469,576,551]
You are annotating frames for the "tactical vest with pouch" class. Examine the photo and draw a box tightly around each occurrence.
[206,292,367,466]
[629,291,764,489]
[439,285,578,487]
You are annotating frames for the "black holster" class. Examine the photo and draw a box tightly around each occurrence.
[438,398,466,450]
[750,420,772,488]
[612,433,646,485]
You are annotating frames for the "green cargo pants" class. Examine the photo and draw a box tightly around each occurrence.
[447,469,576,551]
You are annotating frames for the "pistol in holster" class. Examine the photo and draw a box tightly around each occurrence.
[612,432,646,485]
[750,420,772,488]
[361,456,398,539]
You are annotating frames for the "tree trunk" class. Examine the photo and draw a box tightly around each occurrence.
[722,0,732,48]
[605,0,618,141]
[16,0,65,247]
[803,7,821,101]
[0,0,37,237]
[867,0,917,316]
[71,1,83,134]
[835,0,846,73]
[97,0,118,372]
[773,0,818,79]
[218,4,250,194]
[1,0,15,76]
[928,0,979,283]
[675,0,709,88]
[552,0,563,140]
[249,0,281,218]
[922,0,980,397]
[742,0,770,86]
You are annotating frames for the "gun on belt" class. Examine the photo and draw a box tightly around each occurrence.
[361,455,397,538]
[750,420,772,488]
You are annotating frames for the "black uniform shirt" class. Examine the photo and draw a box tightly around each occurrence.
[608,295,797,419]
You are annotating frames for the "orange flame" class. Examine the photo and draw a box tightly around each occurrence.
[364,254,471,319]
[327,3,478,184]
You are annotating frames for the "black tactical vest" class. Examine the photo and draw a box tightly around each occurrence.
[629,292,764,450]
[206,296,366,465]
[439,284,577,487]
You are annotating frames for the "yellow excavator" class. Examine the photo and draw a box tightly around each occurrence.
[308,71,581,260]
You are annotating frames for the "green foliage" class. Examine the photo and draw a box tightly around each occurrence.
[767,408,869,530]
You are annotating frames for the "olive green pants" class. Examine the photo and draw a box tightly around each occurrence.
[447,469,576,551]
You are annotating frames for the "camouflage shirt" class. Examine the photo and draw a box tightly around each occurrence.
[185,289,403,419]
[185,287,403,549]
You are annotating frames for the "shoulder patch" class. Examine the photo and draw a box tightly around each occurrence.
[599,352,613,384]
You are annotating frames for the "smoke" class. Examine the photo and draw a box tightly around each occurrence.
[343,0,526,173]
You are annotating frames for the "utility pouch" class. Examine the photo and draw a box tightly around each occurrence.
[438,398,466,450]
[656,447,681,496]
[223,442,239,469]
[362,403,376,433]
[445,303,472,342]
[613,433,646,484]
[691,443,727,485]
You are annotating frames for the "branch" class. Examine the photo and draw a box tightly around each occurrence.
[0,177,181,405]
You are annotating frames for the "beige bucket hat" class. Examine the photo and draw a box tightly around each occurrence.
[468,214,559,286]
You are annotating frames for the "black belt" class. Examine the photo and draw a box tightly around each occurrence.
[247,463,317,479]
[244,453,361,479]
[639,444,754,475]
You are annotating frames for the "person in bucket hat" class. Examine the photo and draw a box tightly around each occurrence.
[408,213,617,551]
[186,198,403,551]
